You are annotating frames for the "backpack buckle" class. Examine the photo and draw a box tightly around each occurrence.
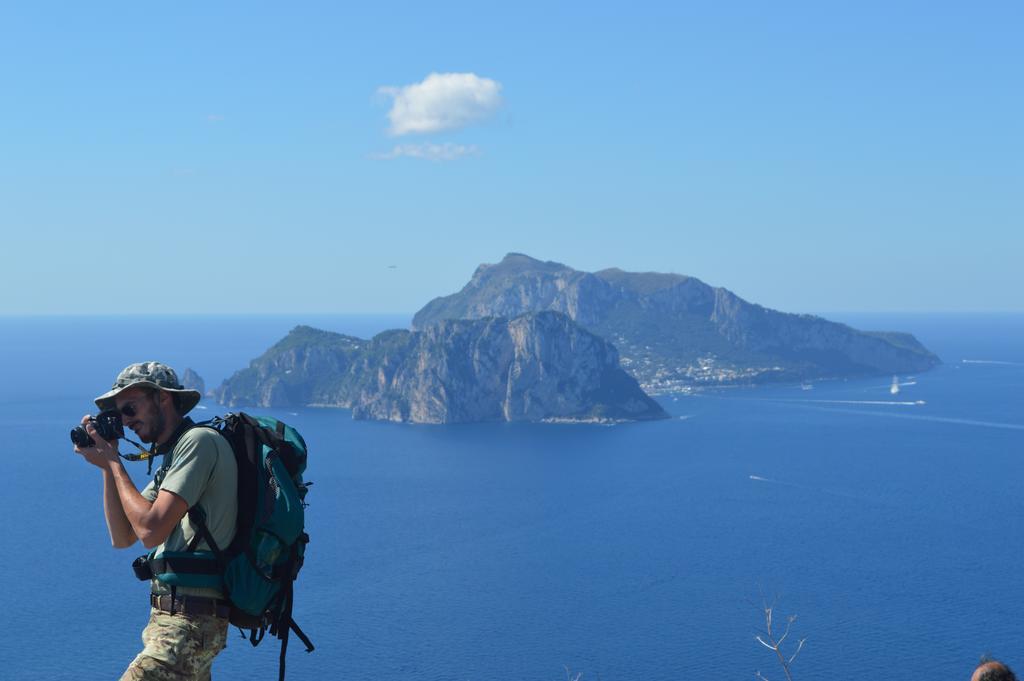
[132,554,154,581]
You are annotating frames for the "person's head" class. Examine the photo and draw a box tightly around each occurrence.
[973,657,1018,681]
[94,362,201,445]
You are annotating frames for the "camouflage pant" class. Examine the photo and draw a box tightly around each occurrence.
[120,608,228,681]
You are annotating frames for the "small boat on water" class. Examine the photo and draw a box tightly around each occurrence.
[890,375,900,395]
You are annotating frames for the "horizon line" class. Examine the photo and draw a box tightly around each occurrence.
[1,310,1023,318]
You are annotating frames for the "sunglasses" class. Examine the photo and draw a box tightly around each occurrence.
[117,392,155,418]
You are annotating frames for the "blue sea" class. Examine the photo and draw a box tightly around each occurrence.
[1,313,1022,680]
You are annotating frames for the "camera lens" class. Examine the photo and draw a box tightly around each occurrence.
[70,426,95,448]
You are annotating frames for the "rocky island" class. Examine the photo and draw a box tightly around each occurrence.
[214,253,940,424]
[213,311,668,424]
[181,368,205,395]
[413,253,941,393]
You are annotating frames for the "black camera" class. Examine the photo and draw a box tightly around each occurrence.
[70,410,125,448]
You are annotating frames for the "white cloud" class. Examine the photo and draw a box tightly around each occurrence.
[378,72,502,136]
[372,142,480,162]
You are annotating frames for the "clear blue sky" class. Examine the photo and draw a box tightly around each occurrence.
[2,1,1020,315]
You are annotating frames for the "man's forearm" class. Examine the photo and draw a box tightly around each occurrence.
[102,466,139,548]
[109,461,179,549]
[109,462,156,541]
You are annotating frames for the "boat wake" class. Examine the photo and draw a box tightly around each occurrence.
[962,359,1024,366]
[805,407,1024,431]
[749,474,988,531]
[748,475,867,501]
[773,398,925,407]
[882,380,917,389]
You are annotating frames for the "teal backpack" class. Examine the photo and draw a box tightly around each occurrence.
[134,413,314,680]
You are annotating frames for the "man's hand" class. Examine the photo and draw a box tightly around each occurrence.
[73,414,120,470]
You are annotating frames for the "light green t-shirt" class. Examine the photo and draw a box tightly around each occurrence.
[142,426,238,598]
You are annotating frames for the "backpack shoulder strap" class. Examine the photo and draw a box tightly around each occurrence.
[186,507,225,562]
[151,419,205,493]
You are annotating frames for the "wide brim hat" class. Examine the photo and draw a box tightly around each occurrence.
[94,361,202,415]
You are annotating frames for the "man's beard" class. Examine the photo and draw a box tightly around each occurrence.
[133,397,165,444]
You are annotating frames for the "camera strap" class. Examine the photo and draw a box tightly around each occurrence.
[118,438,160,474]
[120,418,198,476]
[118,437,153,461]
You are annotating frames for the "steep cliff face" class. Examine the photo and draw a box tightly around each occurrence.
[350,318,517,423]
[501,312,660,421]
[412,253,941,390]
[213,313,667,424]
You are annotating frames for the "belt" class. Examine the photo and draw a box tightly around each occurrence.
[150,593,231,619]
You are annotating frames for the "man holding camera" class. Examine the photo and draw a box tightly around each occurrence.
[74,361,238,681]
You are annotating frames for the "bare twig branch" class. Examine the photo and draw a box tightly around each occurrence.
[753,596,805,681]
[787,638,807,666]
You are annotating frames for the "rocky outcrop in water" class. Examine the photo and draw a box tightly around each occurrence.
[181,368,206,396]
[413,253,941,391]
[213,313,667,424]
